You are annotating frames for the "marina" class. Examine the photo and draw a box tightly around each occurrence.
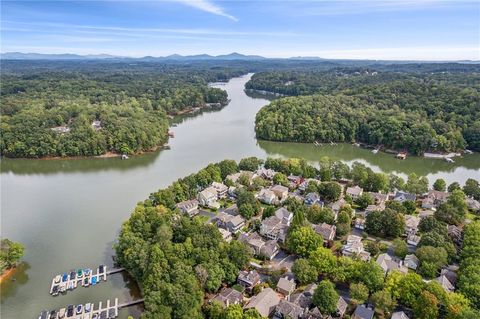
[49,266,115,296]
[38,298,145,319]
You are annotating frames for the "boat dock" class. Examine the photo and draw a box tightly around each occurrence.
[50,266,124,295]
[39,298,145,319]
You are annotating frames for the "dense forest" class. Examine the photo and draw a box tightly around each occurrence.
[0,62,243,158]
[253,69,480,154]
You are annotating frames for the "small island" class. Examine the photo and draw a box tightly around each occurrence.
[0,238,25,283]
[115,156,480,318]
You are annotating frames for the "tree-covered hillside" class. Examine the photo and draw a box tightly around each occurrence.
[0,62,242,158]
[253,70,480,154]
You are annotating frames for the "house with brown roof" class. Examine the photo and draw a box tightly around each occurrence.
[405,215,421,235]
[276,277,296,296]
[238,232,280,260]
[271,185,289,201]
[258,188,277,205]
[237,270,261,288]
[346,186,363,200]
[211,182,228,198]
[215,212,245,233]
[273,300,305,319]
[404,254,419,270]
[313,223,336,241]
[175,199,199,217]
[260,209,292,243]
[376,253,408,275]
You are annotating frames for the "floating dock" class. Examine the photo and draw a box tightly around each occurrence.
[38,298,145,319]
[49,266,122,296]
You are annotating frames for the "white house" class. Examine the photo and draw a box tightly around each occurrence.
[198,187,218,207]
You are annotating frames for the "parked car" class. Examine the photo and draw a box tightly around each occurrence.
[66,305,74,317]
[58,308,66,318]
[54,275,61,283]
[76,304,83,314]
[62,273,68,282]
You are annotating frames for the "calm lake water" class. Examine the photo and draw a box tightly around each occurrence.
[1,73,479,318]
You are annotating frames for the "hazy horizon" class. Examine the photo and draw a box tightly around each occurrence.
[1,0,480,61]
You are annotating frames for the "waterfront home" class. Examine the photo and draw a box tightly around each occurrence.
[299,178,320,192]
[342,235,371,261]
[368,192,389,206]
[276,277,296,296]
[425,190,449,207]
[304,192,322,206]
[226,171,255,185]
[376,253,408,275]
[466,197,480,213]
[237,270,261,289]
[407,234,421,246]
[391,311,410,319]
[257,188,277,205]
[244,287,281,317]
[256,167,276,180]
[211,182,228,198]
[404,254,419,270]
[352,305,374,319]
[435,274,455,292]
[393,191,416,203]
[273,300,305,319]
[405,215,421,235]
[212,287,243,308]
[271,185,289,201]
[287,175,304,188]
[313,223,336,241]
[346,185,363,200]
[198,187,218,207]
[175,199,199,217]
[215,212,245,233]
[238,232,280,260]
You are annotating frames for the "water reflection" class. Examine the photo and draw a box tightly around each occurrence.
[0,262,31,301]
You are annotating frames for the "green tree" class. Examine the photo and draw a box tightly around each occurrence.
[350,282,369,304]
[433,178,447,192]
[286,227,322,257]
[242,309,263,319]
[223,304,243,319]
[413,291,439,319]
[312,280,339,315]
[308,247,337,276]
[371,289,396,318]
[356,193,374,210]
[318,182,342,203]
[448,182,461,193]
[405,173,429,195]
[0,239,25,271]
[397,273,425,307]
[392,239,408,259]
[238,157,263,171]
[416,246,448,278]
[356,261,385,292]
[236,190,261,219]
[292,258,317,284]
[463,178,480,200]
[273,173,288,187]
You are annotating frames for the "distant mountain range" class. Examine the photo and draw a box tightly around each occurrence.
[0,51,268,61]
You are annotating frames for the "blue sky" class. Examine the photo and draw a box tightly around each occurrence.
[1,0,479,60]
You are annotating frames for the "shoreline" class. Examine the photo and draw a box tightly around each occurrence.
[0,267,17,284]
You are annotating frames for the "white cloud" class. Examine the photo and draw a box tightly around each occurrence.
[173,0,238,21]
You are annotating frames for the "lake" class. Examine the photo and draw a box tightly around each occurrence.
[1,73,479,318]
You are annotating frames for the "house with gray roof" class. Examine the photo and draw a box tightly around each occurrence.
[215,212,245,233]
[237,270,261,288]
[260,211,291,243]
[212,287,243,308]
[346,185,363,200]
[238,232,280,260]
[352,305,374,319]
[258,188,277,205]
[244,287,280,317]
[273,300,305,319]
[394,191,416,203]
[376,253,408,275]
[313,223,336,241]
[405,215,421,235]
[436,274,455,292]
[276,276,296,296]
[391,311,410,319]
[271,185,289,201]
[176,199,199,217]
[404,254,419,270]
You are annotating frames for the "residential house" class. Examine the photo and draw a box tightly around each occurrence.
[352,305,374,319]
[273,300,305,319]
[276,277,296,296]
[466,197,480,213]
[215,212,245,233]
[355,218,366,230]
[303,308,323,319]
[260,209,292,243]
[275,207,294,224]
[419,210,435,219]
[227,171,255,185]
[237,270,261,289]
[391,311,410,319]
[407,234,421,246]
[271,185,289,201]
[404,254,419,270]
[256,167,276,180]
[91,120,102,130]
[212,182,228,198]
[287,175,304,188]
[394,191,417,203]
[228,186,237,198]
[436,274,455,292]
[405,215,421,235]
[365,204,382,215]
[239,232,280,260]
[212,287,243,308]
[336,296,348,318]
[313,223,336,241]
[368,192,389,206]
[448,225,463,245]
[244,287,281,317]
[258,188,277,205]
[176,199,199,217]
[423,190,449,209]
[218,228,232,242]
[289,284,316,309]
[346,186,363,200]
[376,253,408,275]
[342,235,371,261]
[329,198,350,220]
[198,187,218,207]
[304,192,323,207]
[299,178,320,192]
[440,268,458,287]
